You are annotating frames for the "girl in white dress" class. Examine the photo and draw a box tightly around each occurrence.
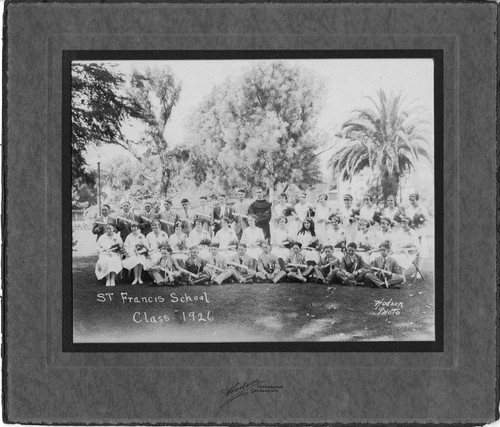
[188,218,212,260]
[336,194,359,243]
[240,215,265,259]
[404,193,430,258]
[315,193,331,238]
[169,221,189,263]
[359,194,379,224]
[325,215,346,258]
[95,224,123,287]
[373,216,394,246]
[271,193,291,235]
[271,216,292,259]
[295,218,320,264]
[292,192,310,235]
[122,222,147,285]
[381,195,403,226]
[145,220,169,268]
[212,216,238,261]
[392,216,420,272]
[283,205,300,236]
[353,217,376,264]
[188,218,211,245]
[371,217,395,262]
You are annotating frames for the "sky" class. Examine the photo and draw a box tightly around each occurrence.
[78,58,435,176]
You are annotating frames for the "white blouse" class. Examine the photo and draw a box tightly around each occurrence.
[359,205,377,221]
[188,228,211,246]
[294,202,311,222]
[315,204,331,223]
[124,232,147,254]
[213,228,238,249]
[169,233,187,252]
[373,229,394,246]
[295,230,315,247]
[272,202,290,220]
[97,233,123,253]
[354,229,376,249]
[241,227,265,247]
[392,229,420,250]
[146,231,169,252]
[271,227,291,246]
[326,227,346,247]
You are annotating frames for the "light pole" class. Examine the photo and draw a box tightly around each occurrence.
[97,161,101,214]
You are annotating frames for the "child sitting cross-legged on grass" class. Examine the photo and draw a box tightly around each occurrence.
[364,242,405,289]
[311,245,341,284]
[227,243,257,284]
[177,245,211,286]
[148,245,181,286]
[335,242,370,286]
[255,240,287,284]
[204,243,234,285]
[285,242,313,283]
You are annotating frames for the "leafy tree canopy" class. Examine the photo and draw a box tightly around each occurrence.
[71,63,143,183]
[126,67,183,195]
[329,90,433,200]
[72,175,97,209]
[184,62,326,193]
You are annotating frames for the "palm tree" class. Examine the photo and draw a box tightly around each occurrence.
[329,90,433,200]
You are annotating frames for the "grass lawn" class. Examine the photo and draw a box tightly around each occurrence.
[72,231,435,343]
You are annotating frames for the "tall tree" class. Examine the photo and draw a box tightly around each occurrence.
[185,62,326,193]
[72,176,97,209]
[71,63,141,183]
[127,67,182,195]
[328,90,433,200]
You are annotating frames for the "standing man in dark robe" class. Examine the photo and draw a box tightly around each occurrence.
[248,187,272,240]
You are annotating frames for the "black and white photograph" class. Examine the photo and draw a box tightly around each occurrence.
[70,54,438,345]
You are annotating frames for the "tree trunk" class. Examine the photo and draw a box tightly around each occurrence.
[380,169,399,200]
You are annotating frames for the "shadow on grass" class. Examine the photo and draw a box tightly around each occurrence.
[72,255,435,343]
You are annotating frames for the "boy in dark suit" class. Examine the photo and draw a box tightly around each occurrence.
[177,246,211,286]
[195,196,213,236]
[116,201,137,241]
[365,242,405,289]
[158,199,178,236]
[313,245,341,284]
[178,199,194,234]
[213,194,234,235]
[138,201,157,236]
[335,242,370,286]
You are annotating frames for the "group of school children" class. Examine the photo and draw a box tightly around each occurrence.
[91,188,428,289]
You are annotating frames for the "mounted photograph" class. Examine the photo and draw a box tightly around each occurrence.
[69,54,439,345]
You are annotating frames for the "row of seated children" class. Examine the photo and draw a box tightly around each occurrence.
[148,241,404,289]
